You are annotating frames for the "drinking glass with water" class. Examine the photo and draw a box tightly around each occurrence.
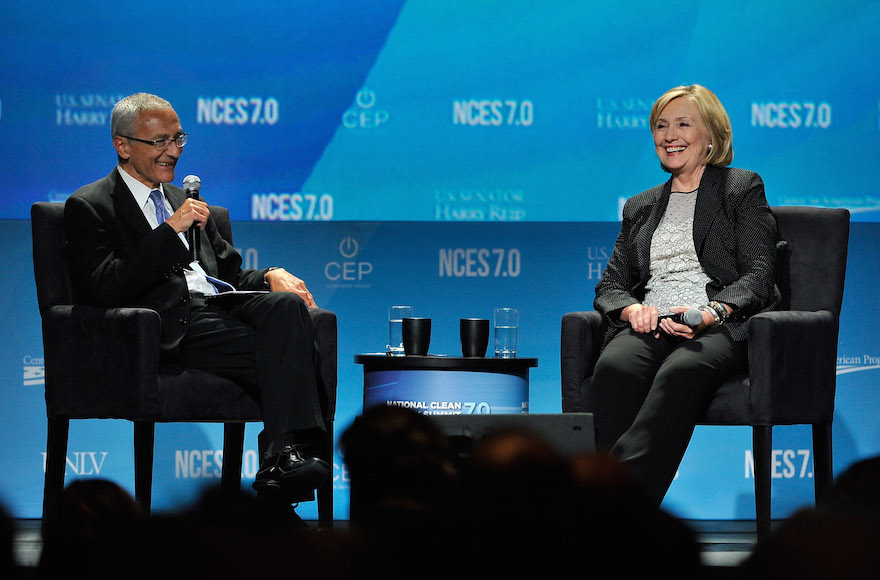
[387,305,413,356]
[494,307,518,358]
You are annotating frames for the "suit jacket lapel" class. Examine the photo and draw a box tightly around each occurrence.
[109,169,152,238]
[197,229,218,276]
[693,165,724,255]
[165,186,186,211]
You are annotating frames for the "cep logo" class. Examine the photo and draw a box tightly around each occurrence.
[339,237,358,258]
[325,237,373,285]
[342,89,389,129]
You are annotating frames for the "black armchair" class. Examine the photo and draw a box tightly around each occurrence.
[561,206,849,541]
[31,201,337,526]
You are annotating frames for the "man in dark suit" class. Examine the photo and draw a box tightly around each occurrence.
[64,93,329,505]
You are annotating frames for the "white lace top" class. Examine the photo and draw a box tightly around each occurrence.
[643,190,711,315]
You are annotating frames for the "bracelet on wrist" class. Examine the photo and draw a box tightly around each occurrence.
[708,301,729,325]
[699,305,721,326]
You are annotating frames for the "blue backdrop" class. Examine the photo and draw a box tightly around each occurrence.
[2,0,879,522]
[3,220,879,521]
[2,1,879,221]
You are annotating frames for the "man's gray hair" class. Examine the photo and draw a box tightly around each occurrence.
[110,93,174,138]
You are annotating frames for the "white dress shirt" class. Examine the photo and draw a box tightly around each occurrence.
[117,166,221,295]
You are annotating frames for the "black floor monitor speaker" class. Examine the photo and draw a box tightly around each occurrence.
[429,413,595,457]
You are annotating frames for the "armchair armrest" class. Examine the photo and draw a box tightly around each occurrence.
[746,309,838,425]
[42,304,163,419]
[561,311,604,413]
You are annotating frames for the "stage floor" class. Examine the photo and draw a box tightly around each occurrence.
[12,518,759,570]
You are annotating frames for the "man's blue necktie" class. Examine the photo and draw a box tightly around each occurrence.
[150,189,171,224]
[148,189,236,294]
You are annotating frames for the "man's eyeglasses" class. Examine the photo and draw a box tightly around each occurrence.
[122,132,188,150]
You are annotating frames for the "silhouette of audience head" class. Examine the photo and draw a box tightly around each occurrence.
[38,478,143,578]
[461,427,700,577]
[829,454,880,515]
[465,425,573,512]
[340,405,457,528]
[28,424,878,578]
[0,500,14,579]
[742,454,880,579]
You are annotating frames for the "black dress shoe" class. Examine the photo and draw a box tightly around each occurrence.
[252,444,330,503]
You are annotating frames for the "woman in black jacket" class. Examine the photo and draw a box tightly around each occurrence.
[592,84,780,505]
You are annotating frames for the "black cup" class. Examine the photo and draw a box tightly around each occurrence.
[460,318,489,357]
[403,317,431,356]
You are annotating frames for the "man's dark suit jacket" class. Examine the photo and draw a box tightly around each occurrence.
[64,168,271,363]
[594,165,781,346]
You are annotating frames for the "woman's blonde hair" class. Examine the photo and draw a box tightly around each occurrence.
[649,84,734,167]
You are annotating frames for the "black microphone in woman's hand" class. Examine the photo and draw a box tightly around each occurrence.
[661,308,703,329]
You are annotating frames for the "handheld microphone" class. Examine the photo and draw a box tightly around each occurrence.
[183,175,201,260]
[661,308,704,330]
